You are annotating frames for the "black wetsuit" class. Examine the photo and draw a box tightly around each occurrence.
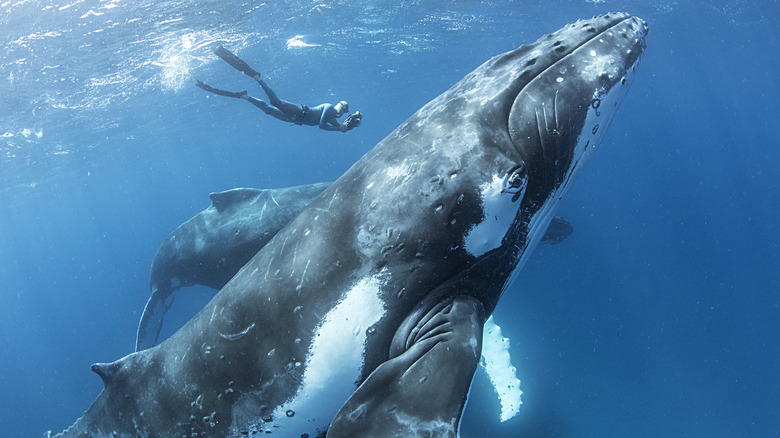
[244,80,342,130]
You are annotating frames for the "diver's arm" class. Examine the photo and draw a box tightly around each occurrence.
[319,106,361,132]
[319,122,349,132]
[318,105,346,131]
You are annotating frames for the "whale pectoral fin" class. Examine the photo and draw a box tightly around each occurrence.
[541,216,574,245]
[328,295,485,438]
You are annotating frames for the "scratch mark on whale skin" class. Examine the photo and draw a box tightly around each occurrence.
[219,322,256,341]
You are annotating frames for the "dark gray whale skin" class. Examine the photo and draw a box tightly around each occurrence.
[136,183,330,351]
[53,13,646,438]
[136,181,571,351]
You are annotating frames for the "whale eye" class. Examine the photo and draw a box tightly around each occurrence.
[502,165,528,201]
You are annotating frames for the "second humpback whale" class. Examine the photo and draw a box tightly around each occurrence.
[136,183,330,351]
[52,13,647,437]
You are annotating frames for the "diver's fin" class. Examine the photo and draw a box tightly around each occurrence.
[208,188,263,212]
[214,45,261,79]
[328,295,484,437]
[195,80,247,98]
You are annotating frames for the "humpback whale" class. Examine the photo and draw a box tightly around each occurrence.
[136,183,330,351]
[52,13,646,437]
[136,182,573,352]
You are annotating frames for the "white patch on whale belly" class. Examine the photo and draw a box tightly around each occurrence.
[464,174,520,257]
[267,272,387,435]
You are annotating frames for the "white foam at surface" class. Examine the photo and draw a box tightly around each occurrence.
[480,315,522,422]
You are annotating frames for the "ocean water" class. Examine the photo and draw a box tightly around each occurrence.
[1,0,778,437]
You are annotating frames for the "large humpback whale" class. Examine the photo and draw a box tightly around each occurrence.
[52,13,646,437]
[136,181,573,352]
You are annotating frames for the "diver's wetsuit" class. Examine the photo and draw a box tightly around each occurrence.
[243,79,341,130]
[196,46,358,132]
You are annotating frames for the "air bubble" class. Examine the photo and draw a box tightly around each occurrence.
[286,410,295,418]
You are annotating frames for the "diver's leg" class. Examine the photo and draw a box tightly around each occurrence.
[256,79,301,115]
[213,45,261,79]
[196,80,247,98]
[242,96,290,122]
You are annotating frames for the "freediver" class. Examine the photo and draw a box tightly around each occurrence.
[196,46,362,133]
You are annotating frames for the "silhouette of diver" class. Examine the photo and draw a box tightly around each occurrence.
[197,46,362,132]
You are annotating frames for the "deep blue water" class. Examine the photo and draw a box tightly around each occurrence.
[1,0,778,437]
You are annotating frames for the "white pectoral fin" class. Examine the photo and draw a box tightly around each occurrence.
[327,295,485,438]
[480,315,523,422]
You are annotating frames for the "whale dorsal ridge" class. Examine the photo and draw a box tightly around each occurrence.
[208,188,263,212]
